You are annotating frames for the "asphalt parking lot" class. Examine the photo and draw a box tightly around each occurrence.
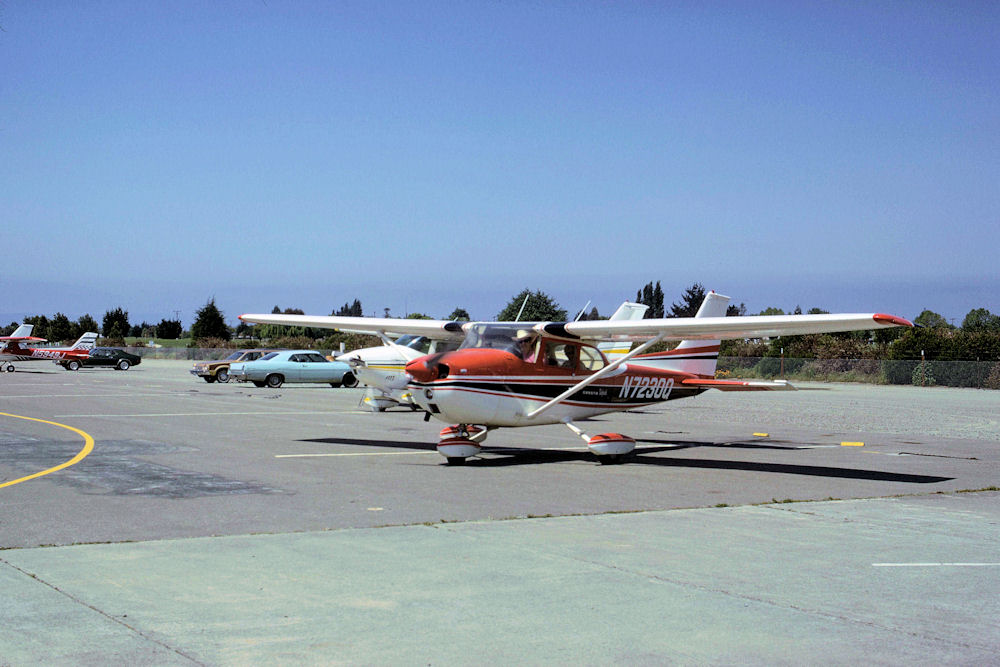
[2,360,999,664]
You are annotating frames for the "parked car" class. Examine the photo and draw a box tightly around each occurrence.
[190,349,273,383]
[229,350,358,388]
[60,347,141,371]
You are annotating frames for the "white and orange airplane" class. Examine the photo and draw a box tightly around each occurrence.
[0,324,99,372]
[241,292,912,464]
[336,301,648,412]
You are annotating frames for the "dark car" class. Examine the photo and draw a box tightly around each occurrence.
[61,347,142,371]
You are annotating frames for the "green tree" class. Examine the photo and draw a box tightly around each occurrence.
[23,315,50,341]
[635,281,665,318]
[961,308,1000,332]
[102,308,130,339]
[726,302,747,317]
[48,313,74,343]
[77,314,99,335]
[333,300,363,317]
[669,283,706,318]
[447,308,471,321]
[405,313,433,319]
[190,298,231,341]
[156,319,183,339]
[496,289,567,322]
[913,310,953,329]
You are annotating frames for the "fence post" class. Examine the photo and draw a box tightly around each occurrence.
[921,350,925,387]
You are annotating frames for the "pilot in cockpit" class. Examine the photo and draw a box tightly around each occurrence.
[516,334,538,363]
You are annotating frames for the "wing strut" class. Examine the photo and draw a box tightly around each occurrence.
[523,333,667,420]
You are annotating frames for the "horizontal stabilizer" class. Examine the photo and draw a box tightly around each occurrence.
[681,378,796,391]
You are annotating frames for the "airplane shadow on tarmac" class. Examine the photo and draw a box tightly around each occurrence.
[298,436,953,483]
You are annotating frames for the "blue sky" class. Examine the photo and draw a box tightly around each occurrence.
[3,1,998,326]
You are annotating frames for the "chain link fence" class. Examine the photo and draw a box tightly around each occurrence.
[718,356,1000,389]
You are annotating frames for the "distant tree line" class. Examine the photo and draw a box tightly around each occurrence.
[8,288,999,386]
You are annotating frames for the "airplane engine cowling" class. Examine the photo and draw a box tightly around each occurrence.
[587,433,636,457]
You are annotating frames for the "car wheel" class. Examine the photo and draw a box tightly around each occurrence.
[216,368,229,383]
[341,372,358,388]
[117,360,131,371]
[265,374,283,388]
[252,381,266,388]
[67,360,81,371]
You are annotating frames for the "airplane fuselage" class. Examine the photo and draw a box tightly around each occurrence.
[0,344,89,363]
[406,345,703,428]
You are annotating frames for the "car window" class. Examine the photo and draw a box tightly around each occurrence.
[225,351,243,361]
[289,354,305,362]
[305,353,327,363]
[260,352,279,361]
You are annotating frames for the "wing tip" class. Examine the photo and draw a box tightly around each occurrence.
[873,313,913,328]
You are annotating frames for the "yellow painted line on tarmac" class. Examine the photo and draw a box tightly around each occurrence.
[0,412,95,489]
[841,441,865,447]
[753,432,769,437]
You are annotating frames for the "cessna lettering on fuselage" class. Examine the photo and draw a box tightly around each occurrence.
[241,291,912,465]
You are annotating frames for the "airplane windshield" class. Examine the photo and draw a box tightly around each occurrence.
[460,324,538,359]
[398,335,432,353]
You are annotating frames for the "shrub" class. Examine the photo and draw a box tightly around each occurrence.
[985,363,1000,390]
[912,363,935,386]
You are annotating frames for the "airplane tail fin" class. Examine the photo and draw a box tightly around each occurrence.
[71,332,99,350]
[632,292,731,378]
[597,301,648,362]
[9,324,33,338]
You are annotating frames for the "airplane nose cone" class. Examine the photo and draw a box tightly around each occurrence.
[405,358,435,383]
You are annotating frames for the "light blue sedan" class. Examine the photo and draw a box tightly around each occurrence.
[229,350,359,388]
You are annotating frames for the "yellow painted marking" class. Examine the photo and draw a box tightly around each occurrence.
[753,432,769,437]
[0,412,95,489]
[841,441,865,447]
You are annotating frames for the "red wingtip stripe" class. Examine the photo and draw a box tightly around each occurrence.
[873,313,913,327]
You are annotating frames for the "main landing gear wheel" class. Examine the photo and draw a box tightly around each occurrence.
[563,421,637,466]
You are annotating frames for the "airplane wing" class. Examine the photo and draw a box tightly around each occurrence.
[0,336,47,343]
[559,313,912,342]
[239,313,468,340]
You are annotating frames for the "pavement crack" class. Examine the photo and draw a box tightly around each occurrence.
[0,557,205,665]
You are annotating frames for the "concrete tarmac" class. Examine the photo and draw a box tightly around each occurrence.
[1,360,998,664]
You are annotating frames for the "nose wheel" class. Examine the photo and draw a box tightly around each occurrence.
[437,425,488,464]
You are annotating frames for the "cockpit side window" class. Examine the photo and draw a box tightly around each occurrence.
[578,345,607,371]
[543,342,605,371]
[543,342,577,369]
